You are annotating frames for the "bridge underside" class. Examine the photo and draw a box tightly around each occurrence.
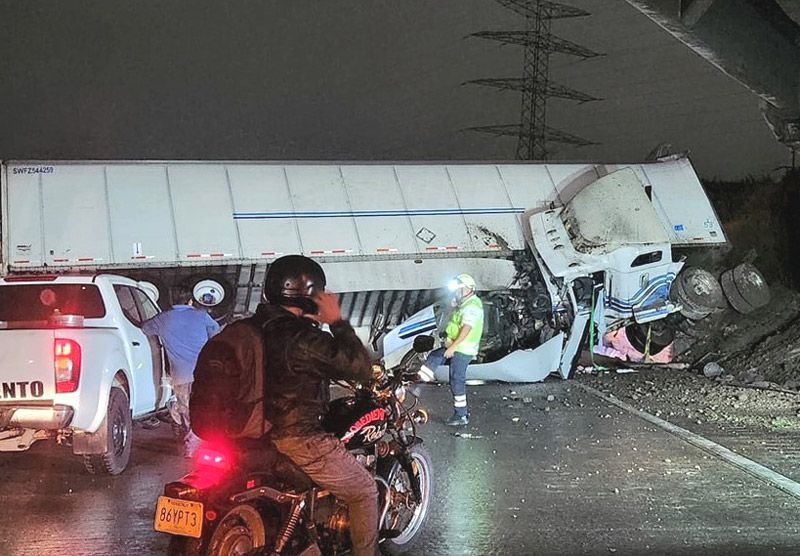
[624,0,800,149]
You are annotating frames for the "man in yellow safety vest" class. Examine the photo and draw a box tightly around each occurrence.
[418,273,484,426]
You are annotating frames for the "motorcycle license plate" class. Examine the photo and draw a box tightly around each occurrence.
[154,496,203,538]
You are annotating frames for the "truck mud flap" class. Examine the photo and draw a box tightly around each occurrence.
[72,426,108,455]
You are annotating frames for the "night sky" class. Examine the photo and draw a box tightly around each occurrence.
[0,0,792,180]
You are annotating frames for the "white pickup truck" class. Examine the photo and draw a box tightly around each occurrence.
[0,273,170,474]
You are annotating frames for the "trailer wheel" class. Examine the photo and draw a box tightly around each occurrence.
[190,275,236,322]
[83,387,132,475]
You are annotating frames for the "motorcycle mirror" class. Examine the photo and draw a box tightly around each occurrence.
[413,335,434,353]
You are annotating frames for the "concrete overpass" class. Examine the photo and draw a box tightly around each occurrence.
[624,0,800,151]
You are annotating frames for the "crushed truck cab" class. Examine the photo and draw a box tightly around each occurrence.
[383,159,726,382]
[0,274,170,474]
[530,168,683,323]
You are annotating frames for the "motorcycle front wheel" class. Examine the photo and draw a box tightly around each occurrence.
[381,443,434,555]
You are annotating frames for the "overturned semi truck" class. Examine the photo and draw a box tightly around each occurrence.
[1,158,725,381]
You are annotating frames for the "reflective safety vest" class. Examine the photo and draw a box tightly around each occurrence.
[444,294,484,357]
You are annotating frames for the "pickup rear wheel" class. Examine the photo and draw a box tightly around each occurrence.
[83,387,132,475]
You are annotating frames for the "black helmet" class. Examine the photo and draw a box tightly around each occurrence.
[263,255,326,314]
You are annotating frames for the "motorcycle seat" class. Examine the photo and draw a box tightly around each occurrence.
[234,438,315,492]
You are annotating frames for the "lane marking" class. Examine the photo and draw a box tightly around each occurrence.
[577,383,800,500]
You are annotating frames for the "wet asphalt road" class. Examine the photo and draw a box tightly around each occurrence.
[2,381,800,556]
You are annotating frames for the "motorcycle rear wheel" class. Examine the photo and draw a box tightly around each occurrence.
[207,504,268,556]
[381,443,434,555]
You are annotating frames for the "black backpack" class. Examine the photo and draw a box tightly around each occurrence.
[189,317,272,441]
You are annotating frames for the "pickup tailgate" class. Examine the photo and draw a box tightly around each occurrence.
[0,330,56,404]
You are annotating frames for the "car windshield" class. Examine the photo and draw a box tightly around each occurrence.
[0,283,106,321]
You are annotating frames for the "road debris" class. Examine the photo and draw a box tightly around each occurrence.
[703,362,725,378]
[454,432,484,439]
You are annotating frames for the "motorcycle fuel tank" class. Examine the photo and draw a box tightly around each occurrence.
[323,395,387,450]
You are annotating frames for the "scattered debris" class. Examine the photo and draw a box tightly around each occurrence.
[581,366,798,432]
[703,362,725,378]
[637,363,690,371]
[454,432,483,439]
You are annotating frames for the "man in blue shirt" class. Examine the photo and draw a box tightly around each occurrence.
[143,285,220,456]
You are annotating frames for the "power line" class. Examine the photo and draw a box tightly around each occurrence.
[465,123,596,146]
[464,77,601,103]
[466,0,602,160]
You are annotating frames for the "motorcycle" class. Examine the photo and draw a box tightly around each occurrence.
[154,335,435,556]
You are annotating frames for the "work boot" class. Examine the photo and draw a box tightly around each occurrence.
[445,413,469,426]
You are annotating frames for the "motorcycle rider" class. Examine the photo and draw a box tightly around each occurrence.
[257,255,379,556]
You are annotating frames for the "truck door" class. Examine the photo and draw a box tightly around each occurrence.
[131,288,169,409]
[112,285,157,416]
[608,249,677,322]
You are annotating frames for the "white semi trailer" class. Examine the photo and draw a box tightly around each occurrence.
[1,157,725,381]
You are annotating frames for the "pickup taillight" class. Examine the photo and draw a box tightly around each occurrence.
[54,338,81,393]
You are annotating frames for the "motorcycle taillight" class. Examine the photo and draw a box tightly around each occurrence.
[195,446,232,472]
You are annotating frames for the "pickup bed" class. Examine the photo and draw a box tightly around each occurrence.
[0,274,170,474]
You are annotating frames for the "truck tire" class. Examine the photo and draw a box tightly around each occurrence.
[83,387,133,475]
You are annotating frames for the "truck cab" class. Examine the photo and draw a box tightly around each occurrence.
[382,165,723,382]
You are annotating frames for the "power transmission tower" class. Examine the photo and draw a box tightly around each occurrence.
[467,0,602,160]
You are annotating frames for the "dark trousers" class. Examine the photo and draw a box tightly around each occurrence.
[425,347,472,416]
[273,433,378,556]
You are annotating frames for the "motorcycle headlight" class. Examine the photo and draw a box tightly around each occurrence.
[394,385,406,403]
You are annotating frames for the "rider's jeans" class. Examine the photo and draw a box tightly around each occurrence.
[273,433,379,556]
